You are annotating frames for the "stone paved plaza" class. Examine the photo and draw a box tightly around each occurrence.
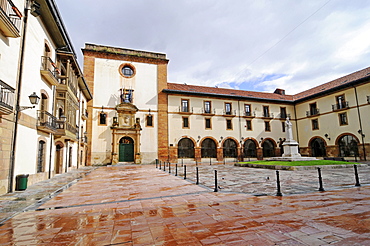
[0,163,369,245]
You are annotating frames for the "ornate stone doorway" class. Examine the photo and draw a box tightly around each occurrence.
[119,137,134,162]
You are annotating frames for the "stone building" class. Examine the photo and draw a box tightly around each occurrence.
[83,43,370,165]
[0,0,92,194]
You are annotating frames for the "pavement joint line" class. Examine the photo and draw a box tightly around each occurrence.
[0,168,97,226]
[32,190,212,212]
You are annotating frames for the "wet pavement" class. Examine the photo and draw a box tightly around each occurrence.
[0,163,370,245]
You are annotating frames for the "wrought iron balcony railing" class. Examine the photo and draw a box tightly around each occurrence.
[306,108,320,117]
[262,113,273,118]
[40,56,59,86]
[37,110,57,133]
[332,102,349,111]
[0,0,22,37]
[0,79,15,114]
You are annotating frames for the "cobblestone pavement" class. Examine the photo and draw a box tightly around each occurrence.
[174,162,370,196]
[0,164,369,245]
[0,166,96,224]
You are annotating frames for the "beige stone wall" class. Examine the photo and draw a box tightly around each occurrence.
[0,114,15,194]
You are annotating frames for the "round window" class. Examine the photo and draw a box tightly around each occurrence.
[119,64,135,78]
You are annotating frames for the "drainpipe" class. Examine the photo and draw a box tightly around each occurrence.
[77,90,82,169]
[8,0,32,193]
[237,100,243,161]
[48,85,56,179]
[353,86,366,160]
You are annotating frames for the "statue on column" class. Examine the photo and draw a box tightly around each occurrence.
[285,117,293,141]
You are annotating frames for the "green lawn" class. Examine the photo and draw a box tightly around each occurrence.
[238,160,358,166]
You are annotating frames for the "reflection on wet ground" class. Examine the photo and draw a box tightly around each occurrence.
[0,164,370,245]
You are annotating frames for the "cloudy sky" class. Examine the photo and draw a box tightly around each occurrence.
[55,0,370,95]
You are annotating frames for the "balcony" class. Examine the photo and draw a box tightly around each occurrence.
[243,111,255,118]
[278,113,290,119]
[332,102,349,111]
[0,0,21,38]
[201,108,215,115]
[306,108,320,117]
[55,121,78,140]
[262,113,273,119]
[223,110,236,117]
[0,79,15,115]
[40,56,59,86]
[178,106,193,114]
[81,109,88,120]
[37,110,57,133]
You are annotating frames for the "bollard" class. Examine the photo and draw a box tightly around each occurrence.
[169,162,171,173]
[196,167,199,185]
[275,170,283,196]
[159,161,161,170]
[156,159,158,168]
[354,165,361,187]
[317,168,325,191]
[175,164,178,176]
[210,157,212,165]
[196,160,198,166]
[184,165,187,179]
[214,170,218,192]
[164,162,166,172]
[224,159,226,165]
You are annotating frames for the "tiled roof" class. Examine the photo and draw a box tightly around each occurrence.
[166,83,294,102]
[165,66,370,103]
[293,67,370,101]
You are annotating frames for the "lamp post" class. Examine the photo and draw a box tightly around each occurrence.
[8,92,40,192]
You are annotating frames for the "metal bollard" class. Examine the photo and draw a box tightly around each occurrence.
[317,168,325,191]
[214,170,218,192]
[196,167,199,185]
[210,157,212,165]
[164,162,166,172]
[169,162,171,173]
[184,165,187,179]
[159,161,161,170]
[354,165,361,187]
[275,170,283,196]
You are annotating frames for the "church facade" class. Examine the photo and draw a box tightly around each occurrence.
[84,43,370,165]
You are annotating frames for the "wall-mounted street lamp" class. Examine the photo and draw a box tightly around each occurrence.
[324,134,331,141]
[358,129,365,138]
[18,92,40,111]
[259,137,264,143]
[60,115,66,123]
[219,136,223,143]
[197,135,201,142]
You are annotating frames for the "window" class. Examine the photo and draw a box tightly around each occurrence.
[37,141,46,173]
[146,115,153,127]
[246,120,252,130]
[201,138,217,158]
[264,121,271,131]
[312,119,319,130]
[205,118,211,129]
[99,112,107,125]
[182,117,189,128]
[119,64,135,78]
[308,103,319,116]
[339,112,348,125]
[204,101,211,114]
[336,95,346,109]
[223,139,237,158]
[280,107,287,119]
[339,135,359,157]
[120,88,134,103]
[225,103,232,115]
[226,119,232,130]
[181,99,189,112]
[281,122,285,132]
[263,106,270,118]
[178,138,195,158]
[244,104,251,116]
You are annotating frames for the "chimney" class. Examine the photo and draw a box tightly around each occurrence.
[274,88,285,95]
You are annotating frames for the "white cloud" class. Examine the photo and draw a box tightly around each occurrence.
[56,0,370,95]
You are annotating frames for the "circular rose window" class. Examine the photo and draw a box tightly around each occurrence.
[119,64,135,78]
